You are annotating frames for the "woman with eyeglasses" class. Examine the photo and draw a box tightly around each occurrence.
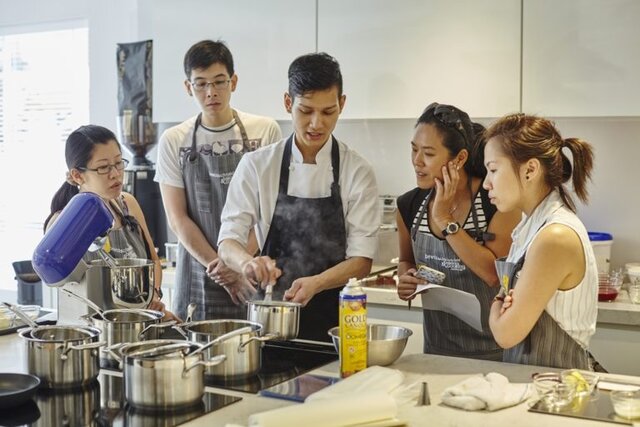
[396,103,521,361]
[44,125,177,320]
[483,114,598,369]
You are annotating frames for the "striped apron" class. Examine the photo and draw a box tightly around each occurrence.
[174,110,250,321]
[497,256,592,369]
[411,191,502,361]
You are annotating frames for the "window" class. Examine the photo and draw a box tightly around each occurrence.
[0,22,89,293]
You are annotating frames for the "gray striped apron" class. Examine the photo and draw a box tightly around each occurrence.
[174,110,251,321]
[497,256,591,369]
[411,191,502,361]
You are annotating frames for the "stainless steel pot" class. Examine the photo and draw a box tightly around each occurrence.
[247,300,301,340]
[114,401,206,427]
[61,288,174,368]
[175,320,277,378]
[19,325,104,388]
[108,339,226,409]
[87,258,154,308]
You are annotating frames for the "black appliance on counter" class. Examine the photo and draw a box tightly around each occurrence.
[116,40,169,256]
[2,372,242,426]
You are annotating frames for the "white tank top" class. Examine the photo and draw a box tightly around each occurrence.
[507,191,598,349]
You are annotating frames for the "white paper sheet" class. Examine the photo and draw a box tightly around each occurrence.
[409,284,483,332]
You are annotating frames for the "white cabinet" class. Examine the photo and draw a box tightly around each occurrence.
[141,0,316,122]
[317,0,521,119]
[523,0,640,116]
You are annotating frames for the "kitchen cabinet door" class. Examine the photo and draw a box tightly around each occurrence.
[142,0,316,122]
[317,0,521,119]
[523,0,640,116]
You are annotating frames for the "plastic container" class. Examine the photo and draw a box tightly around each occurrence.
[339,278,367,378]
[12,261,43,306]
[588,232,613,274]
[32,192,114,285]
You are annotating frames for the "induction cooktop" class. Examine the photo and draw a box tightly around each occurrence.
[1,371,241,426]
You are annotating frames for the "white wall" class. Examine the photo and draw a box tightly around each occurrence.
[2,0,640,270]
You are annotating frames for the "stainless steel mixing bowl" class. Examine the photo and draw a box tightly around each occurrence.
[328,324,413,366]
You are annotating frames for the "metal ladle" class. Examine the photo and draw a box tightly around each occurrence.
[2,302,38,328]
[59,288,108,321]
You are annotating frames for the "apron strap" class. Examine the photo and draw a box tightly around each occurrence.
[188,110,249,162]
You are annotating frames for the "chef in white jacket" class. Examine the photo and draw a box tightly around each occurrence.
[217,52,379,342]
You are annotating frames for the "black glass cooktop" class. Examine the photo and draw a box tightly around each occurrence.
[1,372,241,426]
[206,340,338,394]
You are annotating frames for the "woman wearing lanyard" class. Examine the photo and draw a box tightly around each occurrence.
[45,125,176,320]
[396,103,520,360]
[483,114,599,369]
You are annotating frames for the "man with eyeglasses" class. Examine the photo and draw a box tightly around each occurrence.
[217,53,379,342]
[154,40,282,321]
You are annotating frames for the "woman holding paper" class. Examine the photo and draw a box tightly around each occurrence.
[396,103,520,361]
[483,114,598,369]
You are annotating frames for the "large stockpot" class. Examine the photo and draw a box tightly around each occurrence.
[108,339,226,409]
[18,325,105,388]
[247,300,301,340]
[174,320,277,378]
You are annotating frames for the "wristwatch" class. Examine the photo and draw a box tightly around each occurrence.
[442,221,461,237]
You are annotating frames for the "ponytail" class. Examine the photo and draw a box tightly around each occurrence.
[43,182,79,232]
[562,137,594,206]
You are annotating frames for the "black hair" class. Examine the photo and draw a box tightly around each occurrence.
[287,52,343,99]
[44,125,120,231]
[183,40,234,79]
[416,102,487,179]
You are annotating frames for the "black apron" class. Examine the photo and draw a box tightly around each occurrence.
[260,135,346,342]
[174,111,251,321]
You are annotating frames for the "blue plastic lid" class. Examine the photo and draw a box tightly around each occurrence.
[588,232,613,241]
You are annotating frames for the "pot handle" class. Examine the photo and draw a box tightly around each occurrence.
[139,320,178,338]
[61,340,106,360]
[238,333,280,350]
[183,354,226,375]
[171,324,190,340]
[190,326,254,357]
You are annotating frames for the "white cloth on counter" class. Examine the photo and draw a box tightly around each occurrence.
[217,135,380,259]
[441,372,532,411]
[248,391,398,427]
[249,366,409,427]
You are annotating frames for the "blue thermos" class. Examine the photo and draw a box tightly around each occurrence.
[32,192,114,286]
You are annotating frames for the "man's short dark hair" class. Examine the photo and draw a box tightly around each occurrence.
[287,52,343,99]
[183,40,234,79]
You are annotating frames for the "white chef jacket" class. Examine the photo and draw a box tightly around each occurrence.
[218,135,380,259]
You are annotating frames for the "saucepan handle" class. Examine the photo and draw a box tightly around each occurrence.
[238,333,279,350]
[62,340,106,360]
[183,354,227,375]
[139,320,178,338]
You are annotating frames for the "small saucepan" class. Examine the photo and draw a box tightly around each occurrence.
[246,285,301,340]
[60,289,175,368]
[107,338,227,409]
[174,319,278,378]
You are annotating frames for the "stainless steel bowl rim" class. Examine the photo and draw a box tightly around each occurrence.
[182,319,263,334]
[20,325,102,343]
[89,258,154,268]
[248,300,302,308]
[91,308,163,323]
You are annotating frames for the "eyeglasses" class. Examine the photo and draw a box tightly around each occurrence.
[190,79,231,92]
[78,159,129,175]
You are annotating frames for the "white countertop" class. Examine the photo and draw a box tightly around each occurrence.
[2,332,639,427]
